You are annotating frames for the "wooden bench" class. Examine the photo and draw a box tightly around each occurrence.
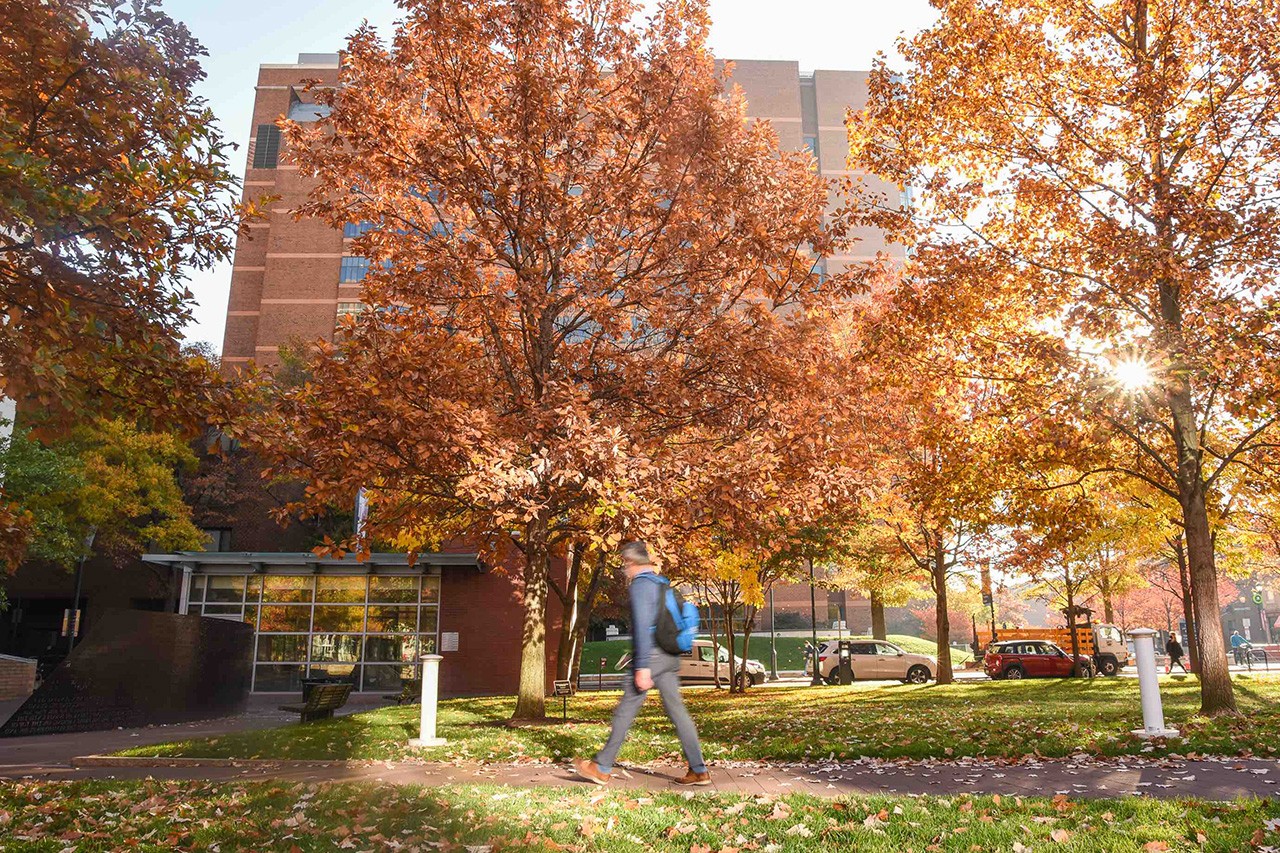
[279,682,353,722]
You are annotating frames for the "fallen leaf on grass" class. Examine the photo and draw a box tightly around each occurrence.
[1143,843,1170,852]
[1050,829,1073,844]
[786,824,813,838]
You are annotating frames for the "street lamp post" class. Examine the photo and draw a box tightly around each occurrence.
[808,556,822,687]
[65,528,96,655]
[768,587,778,681]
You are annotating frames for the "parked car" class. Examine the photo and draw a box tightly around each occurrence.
[976,623,1130,676]
[984,640,1096,680]
[617,639,766,689]
[803,639,936,685]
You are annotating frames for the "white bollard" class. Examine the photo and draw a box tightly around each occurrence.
[408,654,447,748]
[1128,628,1180,739]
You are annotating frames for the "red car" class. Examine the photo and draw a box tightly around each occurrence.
[984,640,1095,680]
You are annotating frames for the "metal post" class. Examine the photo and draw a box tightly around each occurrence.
[177,565,193,615]
[808,557,822,687]
[65,529,94,655]
[768,587,778,681]
[408,654,447,748]
[1127,628,1180,739]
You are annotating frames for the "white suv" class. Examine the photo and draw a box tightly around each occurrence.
[804,639,936,684]
[618,639,766,689]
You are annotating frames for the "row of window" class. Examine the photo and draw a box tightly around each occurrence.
[256,663,414,693]
[256,631,434,663]
[188,573,443,692]
[188,574,438,605]
[191,601,436,634]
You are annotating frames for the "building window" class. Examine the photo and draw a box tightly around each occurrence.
[186,572,442,692]
[343,221,374,239]
[336,302,365,322]
[251,124,281,169]
[803,134,820,171]
[339,256,372,282]
[200,528,232,552]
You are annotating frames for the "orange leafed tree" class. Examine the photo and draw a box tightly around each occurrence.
[0,0,241,418]
[253,0,851,718]
[850,0,1280,715]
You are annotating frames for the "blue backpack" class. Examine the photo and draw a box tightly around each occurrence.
[641,574,699,655]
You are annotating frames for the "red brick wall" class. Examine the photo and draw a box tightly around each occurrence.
[438,556,565,698]
[0,655,37,700]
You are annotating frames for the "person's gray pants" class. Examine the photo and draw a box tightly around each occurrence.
[594,649,706,773]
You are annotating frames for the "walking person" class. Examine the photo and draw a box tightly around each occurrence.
[573,541,710,787]
[1165,635,1187,674]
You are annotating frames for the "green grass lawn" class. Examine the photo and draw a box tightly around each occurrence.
[579,633,971,674]
[118,673,1280,765]
[1,779,1277,852]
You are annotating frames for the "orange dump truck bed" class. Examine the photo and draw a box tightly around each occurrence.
[976,626,1097,656]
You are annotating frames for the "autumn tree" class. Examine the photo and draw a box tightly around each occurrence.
[857,370,1007,684]
[251,0,852,718]
[850,0,1280,715]
[827,522,925,640]
[0,0,241,417]
[0,419,205,577]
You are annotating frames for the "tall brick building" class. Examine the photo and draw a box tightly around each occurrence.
[222,54,904,367]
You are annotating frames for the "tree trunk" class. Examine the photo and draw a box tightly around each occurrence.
[722,591,737,693]
[1162,325,1232,710]
[1065,569,1085,677]
[1100,571,1115,625]
[932,540,953,685]
[552,544,584,683]
[870,589,887,640]
[513,514,550,720]
[1182,481,1236,714]
[705,583,722,688]
[1175,538,1200,674]
[569,560,605,687]
[552,548,606,687]
[738,603,756,693]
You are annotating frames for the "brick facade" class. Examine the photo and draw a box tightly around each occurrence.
[220,54,905,370]
[0,654,36,701]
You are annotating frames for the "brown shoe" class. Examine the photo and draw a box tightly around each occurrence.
[675,768,712,786]
[572,758,611,786]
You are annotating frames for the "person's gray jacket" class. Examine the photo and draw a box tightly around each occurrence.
[629,571,665,671]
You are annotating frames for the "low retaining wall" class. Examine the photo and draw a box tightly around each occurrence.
[0,609,252,737]
[0,654,37,701]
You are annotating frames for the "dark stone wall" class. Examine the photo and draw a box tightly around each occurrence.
[0,609,252,737]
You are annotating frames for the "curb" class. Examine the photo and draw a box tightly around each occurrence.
[71,755,356,769]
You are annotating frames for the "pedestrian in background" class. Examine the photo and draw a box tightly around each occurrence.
[1165,635,1187,674]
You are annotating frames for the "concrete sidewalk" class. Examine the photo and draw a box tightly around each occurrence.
[4,754,1279,801]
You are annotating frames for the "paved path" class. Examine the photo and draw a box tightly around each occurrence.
[4,754,1279,801]
[0,695,386,777]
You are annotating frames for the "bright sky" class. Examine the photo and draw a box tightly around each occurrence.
[168,0,938,352]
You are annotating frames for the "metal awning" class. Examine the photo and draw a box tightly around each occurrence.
[142,551,483,575]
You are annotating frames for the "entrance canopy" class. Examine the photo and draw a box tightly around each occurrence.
[142,551,483,576]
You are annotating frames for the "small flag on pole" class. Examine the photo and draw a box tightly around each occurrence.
[355,487,369,540]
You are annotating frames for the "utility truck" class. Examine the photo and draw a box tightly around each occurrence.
[976,623,1129,676]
